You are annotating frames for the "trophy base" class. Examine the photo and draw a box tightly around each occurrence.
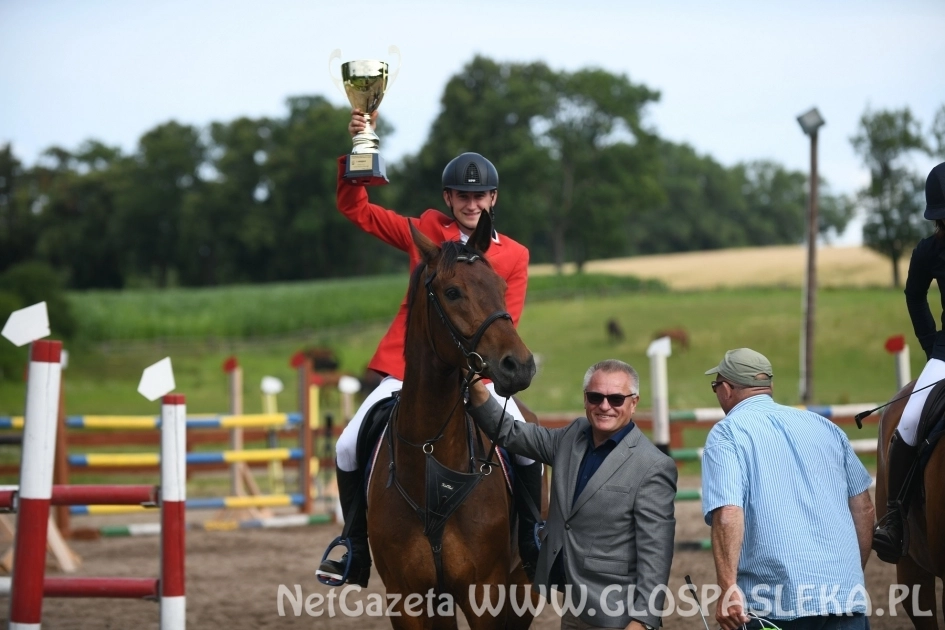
[344,154,388,186]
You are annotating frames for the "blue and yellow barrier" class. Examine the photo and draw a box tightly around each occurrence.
[68,448,304,468]
[0,413,302,431]
[70,493,305,515]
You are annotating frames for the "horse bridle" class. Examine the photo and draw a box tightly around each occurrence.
[423,254,512,375]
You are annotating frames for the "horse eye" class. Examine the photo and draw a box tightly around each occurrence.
[444,287,462,300]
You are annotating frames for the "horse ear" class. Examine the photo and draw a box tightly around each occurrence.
[410,220,440,264]
[470,210,493,254]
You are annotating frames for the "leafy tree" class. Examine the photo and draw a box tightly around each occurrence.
[0,290,25,382]
[0,144,40,273]
[535,68,663,271]
[117,121,205,287]
[931,104,945,159]
[632,142,749,254]
[31,141,126,288]
[0,261,76,339]
[851,107,928,286]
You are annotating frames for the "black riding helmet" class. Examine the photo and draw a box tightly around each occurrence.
[925,162,945,220]
[442,153,499,192]
[441,152,500,229]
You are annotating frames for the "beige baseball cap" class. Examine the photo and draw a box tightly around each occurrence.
[705,348,773,387]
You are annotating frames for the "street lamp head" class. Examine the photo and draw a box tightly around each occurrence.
[797,107,825,136]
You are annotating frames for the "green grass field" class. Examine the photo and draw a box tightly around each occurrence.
[0,281,926,416]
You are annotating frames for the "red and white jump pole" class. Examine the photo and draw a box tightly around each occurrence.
[9,340,63,630]
[885,334,911,391]
[160,394,187,628]
[2,304,186,629]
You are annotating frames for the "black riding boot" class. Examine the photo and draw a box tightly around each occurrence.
[513,461,543,581]
[873,430,919,564]
[317,467,372,587]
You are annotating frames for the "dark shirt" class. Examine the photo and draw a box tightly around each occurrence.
[904,234,945,361]
[549,420,636,588]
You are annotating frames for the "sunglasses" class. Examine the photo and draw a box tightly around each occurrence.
[710,380,728,392]
[584,391,636,408]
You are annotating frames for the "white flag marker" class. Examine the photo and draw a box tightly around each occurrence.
[338,375,362,395]
[1,301,50,346]
[138,357,176,401]
[260,376,284,395]
[646,336,672,358]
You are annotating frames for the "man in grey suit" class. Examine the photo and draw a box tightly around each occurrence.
[467,359,677,630]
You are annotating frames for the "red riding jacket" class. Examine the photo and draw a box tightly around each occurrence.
[336,156,529,380]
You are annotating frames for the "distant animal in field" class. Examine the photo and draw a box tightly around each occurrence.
[606,318,624,343]
[653,327,689,351]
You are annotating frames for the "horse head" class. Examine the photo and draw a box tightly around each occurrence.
[408,211,535,397]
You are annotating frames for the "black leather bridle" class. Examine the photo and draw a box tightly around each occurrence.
[423,253,512,375]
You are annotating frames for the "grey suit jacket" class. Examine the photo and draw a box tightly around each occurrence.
[469,397,677,628]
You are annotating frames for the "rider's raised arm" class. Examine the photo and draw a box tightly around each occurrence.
[335,156,414,253]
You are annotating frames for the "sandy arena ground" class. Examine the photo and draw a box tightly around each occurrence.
[0,483,936,629]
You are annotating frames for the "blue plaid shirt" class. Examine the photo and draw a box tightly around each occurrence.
[701,395,872,619]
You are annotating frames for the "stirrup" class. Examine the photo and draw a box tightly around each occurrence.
[533,521,546,551]
[872,512,908,564]
[316,536,352,586]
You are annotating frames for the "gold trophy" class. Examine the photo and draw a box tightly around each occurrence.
[329,47,400,186]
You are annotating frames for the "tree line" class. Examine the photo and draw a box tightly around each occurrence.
[1,55,939,291]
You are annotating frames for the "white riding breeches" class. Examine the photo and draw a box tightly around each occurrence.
[335,375,534,472]
[899,358,945,446]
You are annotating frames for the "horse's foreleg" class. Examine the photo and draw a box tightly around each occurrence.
[504,563,537,630]
[382,591,439,630]
[457,575,511,630]
[896,554,938,630]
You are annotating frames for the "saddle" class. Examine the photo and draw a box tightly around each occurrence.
[916,381,945,474]
[356,394,399,490]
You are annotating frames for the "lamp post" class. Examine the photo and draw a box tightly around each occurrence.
[796,107,825,404]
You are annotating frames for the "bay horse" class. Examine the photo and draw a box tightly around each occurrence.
[367,211,537,628]
[876,380,945,629]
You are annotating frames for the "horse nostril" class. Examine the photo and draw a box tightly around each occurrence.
[501,355,518,375]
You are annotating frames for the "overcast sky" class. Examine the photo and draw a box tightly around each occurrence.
[2,0,943,244]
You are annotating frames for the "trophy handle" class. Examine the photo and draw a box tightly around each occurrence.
[387,45,402,89]
[328,48,345,95]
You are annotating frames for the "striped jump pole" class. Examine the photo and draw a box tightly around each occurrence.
[885,335,911,391]
[646,336,672,454]
[68,447,304,467]
[10,339,63,630]
[160,394,187,629]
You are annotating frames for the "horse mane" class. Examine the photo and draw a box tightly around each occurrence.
[404,240,494,358]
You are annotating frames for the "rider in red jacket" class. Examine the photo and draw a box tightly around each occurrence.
[317,109,542,588]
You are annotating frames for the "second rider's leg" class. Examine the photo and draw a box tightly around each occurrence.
[874,358,945,562]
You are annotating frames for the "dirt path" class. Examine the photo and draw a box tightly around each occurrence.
[0,493,932,628]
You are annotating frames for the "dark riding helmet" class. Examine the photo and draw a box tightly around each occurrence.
[442,153,499,192]
[925,162,945,220]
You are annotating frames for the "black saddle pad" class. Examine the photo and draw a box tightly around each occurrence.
[355,395,398,475]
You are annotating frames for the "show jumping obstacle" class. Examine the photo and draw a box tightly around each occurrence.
[0,352,341,534]
[4,340,186,629]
